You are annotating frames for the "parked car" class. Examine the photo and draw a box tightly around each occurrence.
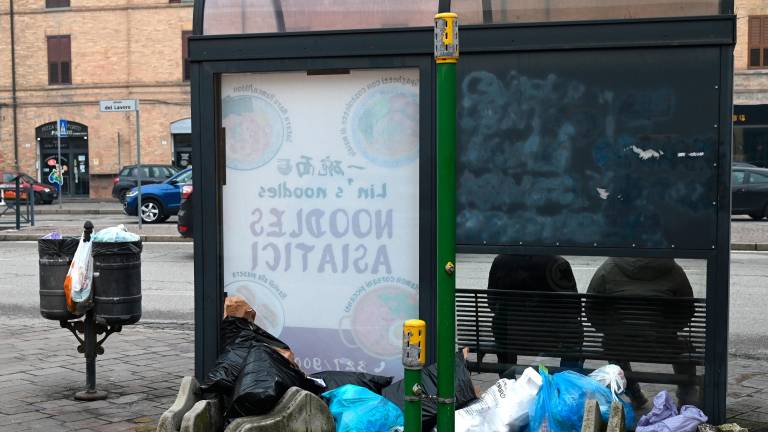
[177,182,193,237]
[733,161,757,168]
[0,171,57,204]
[112,164,178,203]
[124,168,192,223]
[732,166,768,220]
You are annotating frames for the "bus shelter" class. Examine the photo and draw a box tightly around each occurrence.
[190,0,735,422]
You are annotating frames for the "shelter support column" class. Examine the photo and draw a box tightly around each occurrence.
[434,12,458,432]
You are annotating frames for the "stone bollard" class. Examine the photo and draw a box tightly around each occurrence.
[157,377,202,432]
[606,401,627,432]
[581,400,606,432]
[224,387,335,432]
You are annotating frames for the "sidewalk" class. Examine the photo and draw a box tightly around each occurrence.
[0,317,193,432]
[0,200,189,242]
[1,317,767,431]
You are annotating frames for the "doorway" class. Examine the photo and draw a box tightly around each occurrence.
[36,121,90,196]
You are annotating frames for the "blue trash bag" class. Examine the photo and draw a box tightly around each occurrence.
[529,367,635,432]
[322,384,404,432]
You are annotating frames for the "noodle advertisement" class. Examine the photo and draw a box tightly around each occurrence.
[221,69,420,378]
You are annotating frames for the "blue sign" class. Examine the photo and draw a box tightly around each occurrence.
[58,119,68,137]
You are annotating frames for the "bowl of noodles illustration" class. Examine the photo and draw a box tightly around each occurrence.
[349,84,419,167]
[338,284,418,359]
[222,94,285,170]
[226,280,285,337]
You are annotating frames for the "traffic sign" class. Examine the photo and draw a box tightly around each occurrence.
[99,99,138,112]
[58,119,68,137]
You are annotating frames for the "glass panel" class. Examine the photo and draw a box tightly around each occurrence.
[456,48,719,249]
[221,68,420,378]
[457,253,707,416]
[732,170,745,185]
[750,172,768,184]
[764,48,768,67]
[203,0,435,34]
[453,0,720,25]
[49,63,59,84]
[60,62,71,84]
[742,127,768,167]
[750,48,761,67]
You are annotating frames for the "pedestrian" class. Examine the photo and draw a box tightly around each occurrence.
[586,257,699,409]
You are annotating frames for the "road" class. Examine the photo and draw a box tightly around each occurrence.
[1,241,765,358]
[0,241,193,322]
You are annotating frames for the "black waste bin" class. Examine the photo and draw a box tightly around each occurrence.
[38,237,82,320]
[92,241,142,325]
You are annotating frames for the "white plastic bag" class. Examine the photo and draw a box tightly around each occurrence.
[589,364,627,401]
[455,367,542,432]
[64,235,94,314]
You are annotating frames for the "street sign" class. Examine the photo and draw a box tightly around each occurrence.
[100,98,143,228]
[58,119,68,137]
[99,99,137,112]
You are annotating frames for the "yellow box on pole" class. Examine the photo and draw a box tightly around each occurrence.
[403,319,426,366]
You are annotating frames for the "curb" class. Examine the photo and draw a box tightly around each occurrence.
[0,233,191,242]
[32,209,124,215]
[732,243,768,251]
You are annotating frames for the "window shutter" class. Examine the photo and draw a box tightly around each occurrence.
[61,36,71,83]
[750,17,762,46]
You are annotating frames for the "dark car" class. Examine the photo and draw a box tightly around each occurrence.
[112,164,178,203]
[177,182,193,237]
[732,166,768,220]
[124,168,192,223]
[0,171,58,204]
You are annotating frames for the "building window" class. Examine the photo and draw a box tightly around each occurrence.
[749,16,768,69]
[182,31,192,81]
[47,35,71,85]
[46,0,70,8]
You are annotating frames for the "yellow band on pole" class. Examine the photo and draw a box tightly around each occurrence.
[434,13,459,64]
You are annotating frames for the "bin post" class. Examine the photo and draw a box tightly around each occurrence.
[434,11,459,432]
[14,176,20,230]
[74,221,107,401]
[403,320,426,432]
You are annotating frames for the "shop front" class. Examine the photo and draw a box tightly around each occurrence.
[734,104,768,167]
[36,121,90,196]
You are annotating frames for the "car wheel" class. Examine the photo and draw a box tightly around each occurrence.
[119,190,128,203]
[749,213,764,220]
[34,192,43,205]
[140,200,163,224]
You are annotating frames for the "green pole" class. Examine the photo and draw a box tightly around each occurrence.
[403,319,426,432]
[434,12,458,432]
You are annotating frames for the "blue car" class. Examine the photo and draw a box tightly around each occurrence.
[124,168,192,223]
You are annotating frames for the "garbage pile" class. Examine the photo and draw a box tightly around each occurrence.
[201,296,736,432]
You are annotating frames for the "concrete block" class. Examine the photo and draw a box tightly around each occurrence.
[156,376,201,432]
[224,387,335,432]
[581,399,606,432]
[717,424,750,432]
[180,399,222,432]
[606,401,626,432]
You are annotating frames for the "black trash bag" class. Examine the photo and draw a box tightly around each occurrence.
[202,334,254,395]
[92,241,143,256]
[382,352,477,431]
[309,371,393,395]
[226,343,325,419]
[38,237,80,258]
[221,317,290,350]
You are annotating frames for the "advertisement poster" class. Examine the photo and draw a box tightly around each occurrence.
[222,69,420,378]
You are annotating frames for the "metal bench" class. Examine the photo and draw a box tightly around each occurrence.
[456,288,706,385]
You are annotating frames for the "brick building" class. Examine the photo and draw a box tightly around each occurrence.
[0,0,193,198]
[734,0,768,166]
